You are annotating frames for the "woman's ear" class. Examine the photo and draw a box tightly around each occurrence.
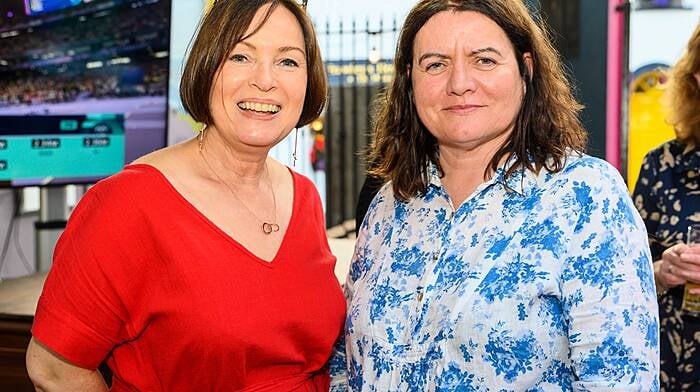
[522,52,533,95]
[523,52,533,81]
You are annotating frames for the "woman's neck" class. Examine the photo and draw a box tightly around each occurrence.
[437,138,511,208]
[196,126,270,187]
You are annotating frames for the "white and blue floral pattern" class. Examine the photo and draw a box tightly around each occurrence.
[331,154,659,391]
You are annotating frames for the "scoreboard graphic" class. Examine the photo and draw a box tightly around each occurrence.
[0,114,125,185]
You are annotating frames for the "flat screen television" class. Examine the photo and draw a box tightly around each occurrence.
[0,0,170,186]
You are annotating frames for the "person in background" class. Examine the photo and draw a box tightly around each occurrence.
[633,22,700,391]
[331,0,659,390]
[26,0,345,390]
[355,173,382,235]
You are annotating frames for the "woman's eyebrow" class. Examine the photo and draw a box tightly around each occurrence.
[279,46,306,56]
[417,52,449,65]
[471,47,503,57]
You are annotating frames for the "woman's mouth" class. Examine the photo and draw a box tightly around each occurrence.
[237,101,281,114]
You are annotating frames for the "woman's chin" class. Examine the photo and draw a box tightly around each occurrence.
[240,134,291,150]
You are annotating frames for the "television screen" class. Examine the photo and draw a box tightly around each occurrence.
[0,0,170,186]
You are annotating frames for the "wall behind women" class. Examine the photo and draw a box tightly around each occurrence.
[630,0,700,72]
[530,0,699,177]
[525,0,608,159]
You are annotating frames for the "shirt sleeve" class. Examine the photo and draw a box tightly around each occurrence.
[561,162,660,390]
[31,186,132,369]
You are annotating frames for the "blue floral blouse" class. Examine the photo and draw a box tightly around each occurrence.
[331,153,660,391]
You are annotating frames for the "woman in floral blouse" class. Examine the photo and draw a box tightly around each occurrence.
[633,22,700,391]
[330,0,659,390]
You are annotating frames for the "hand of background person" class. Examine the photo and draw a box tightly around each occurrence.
[656,243,700,294]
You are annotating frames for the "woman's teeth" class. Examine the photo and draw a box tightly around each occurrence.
[237,102,281,113]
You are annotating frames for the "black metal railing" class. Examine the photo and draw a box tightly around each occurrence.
[315,16,398,235]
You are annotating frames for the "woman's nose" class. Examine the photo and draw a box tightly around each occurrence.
[447,60,477,96]
[250,63,277,92]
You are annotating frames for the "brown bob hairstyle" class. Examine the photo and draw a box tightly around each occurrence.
[180,0,327,128]
[368,0,587,201]
[664,22,700,144]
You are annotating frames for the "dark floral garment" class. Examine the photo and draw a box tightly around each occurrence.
[633,139,700,391]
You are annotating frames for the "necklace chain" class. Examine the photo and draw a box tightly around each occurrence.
[198,129,279,235]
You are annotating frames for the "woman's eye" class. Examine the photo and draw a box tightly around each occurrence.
[229,54,248,63]
[425,62,445,72]
[476,58,497,67]
[279,58,300,67]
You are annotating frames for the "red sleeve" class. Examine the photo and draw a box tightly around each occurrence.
[32,183,131,369]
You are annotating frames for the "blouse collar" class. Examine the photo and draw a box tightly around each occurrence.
[668,140,700,174]
[427,153,538,198]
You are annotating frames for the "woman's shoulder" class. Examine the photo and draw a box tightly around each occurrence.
[358,181,396,227]
[81,146,185,215]
[554,153,623,183]
[61,165,163,240]
[100,142,199,199]
[287,167,317,193]
[369,181,396,209]
[278,164,323,206]
[640,139,684,163]
[560,152,609,168]
[89,163,163,200]
[538,153,629,201]
[651,138,684,154]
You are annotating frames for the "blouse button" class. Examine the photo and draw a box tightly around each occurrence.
[433,252,439,261]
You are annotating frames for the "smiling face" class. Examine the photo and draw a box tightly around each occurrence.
[411,10,531,157]
[209,4,307,150]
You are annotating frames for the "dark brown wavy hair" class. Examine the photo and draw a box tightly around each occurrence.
[664,22,700,144]
[180,0,326,128]
[368,0,586,201]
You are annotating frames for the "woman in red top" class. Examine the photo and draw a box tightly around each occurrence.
[26,0,346,390]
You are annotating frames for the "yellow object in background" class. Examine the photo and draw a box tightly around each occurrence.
[627,68,676,191]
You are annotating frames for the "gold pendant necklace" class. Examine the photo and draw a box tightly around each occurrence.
[198,129,279,235]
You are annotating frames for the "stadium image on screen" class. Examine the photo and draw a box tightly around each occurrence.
[0,0,170,186]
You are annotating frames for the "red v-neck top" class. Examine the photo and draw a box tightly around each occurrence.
[32,164,346,391]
